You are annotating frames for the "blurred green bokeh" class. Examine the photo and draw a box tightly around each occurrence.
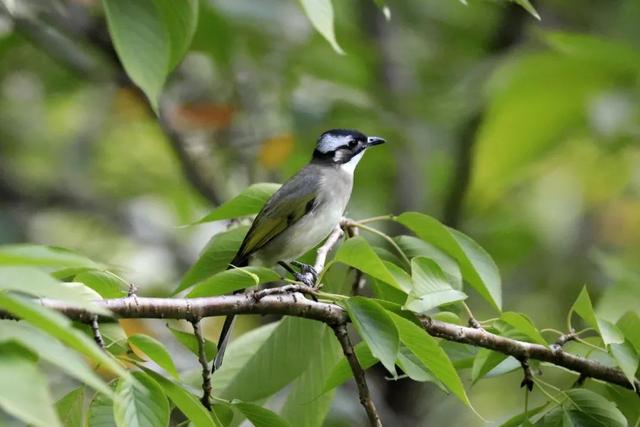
[0,0,639,425]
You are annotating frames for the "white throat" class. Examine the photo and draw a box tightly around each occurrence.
[340,150,365,175]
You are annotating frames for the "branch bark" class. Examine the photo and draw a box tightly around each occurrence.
[6,295,638,395]
[332,323,382,427]
[190,319,212,410]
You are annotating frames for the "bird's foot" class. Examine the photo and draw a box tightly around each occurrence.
[291,261,319,288]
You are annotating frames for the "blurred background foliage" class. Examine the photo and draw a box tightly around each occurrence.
[0,0,639,425]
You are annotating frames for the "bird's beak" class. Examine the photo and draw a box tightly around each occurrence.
[366,136,386,147]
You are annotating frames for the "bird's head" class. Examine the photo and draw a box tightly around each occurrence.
[312,129,386,171]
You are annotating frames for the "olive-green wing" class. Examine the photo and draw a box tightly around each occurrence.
[233,167,319,264]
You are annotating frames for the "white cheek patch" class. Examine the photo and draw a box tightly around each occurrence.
[340,150,365,175]
[317,134,350,153]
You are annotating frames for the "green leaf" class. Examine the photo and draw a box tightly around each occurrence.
[395,235,463,289]
[55,387,84,427]
[617,312,640,354]
[213,403,235,427]
[102,0,164,109]
[0,293,129,380]
[196,183,281,224]
[0,244,101,268]
[395,212,502,310]
[103,0,197,110]
[470,51,629,203]
[214,318,324,401]
[471,348,507,384]
[552,389,627,427]
[87,389,117,427]
[175,226,249,294]
[345,297,399,376]
[610,341,639,391]
[334,237,400,289]
[397,345,444,386]
[571,286,624,345]
[155,0,198,70]
[128,334,179,379]
[543,32,640,70]
[511,0,540,20]
[281,326,342,427]
[188,267,280,298]
[388,312,471,407]
[0,322,112,397]
[404,257,467,313]
[114,371,170,427]
[0,342,62,427]
[323,341,377,393]
[168,324,217,361]
[234,402,292,427]
[0,266,109,315]
[297,0,344,54]
[144,369,219,427]
[212,322,278,392]
[75,270,128,299]
[500,312,547,345]
[499,403,549,427]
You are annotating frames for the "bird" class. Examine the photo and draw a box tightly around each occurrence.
[213,128,386,372]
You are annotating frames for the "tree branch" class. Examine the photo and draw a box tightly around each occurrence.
[90,316,106,351]
[4,296,638,396]
[190,318,212,410]
[332,323,383,427]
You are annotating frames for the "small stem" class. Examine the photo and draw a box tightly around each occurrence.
[90,316,106,351]
[354,215,395,225]
[190,319,212,410]
[332,324,382,427]
[532,378,564,405]
[349,222,411,268]
[574,337,607,353]
[552,329,577,350]
[462,302,482,329]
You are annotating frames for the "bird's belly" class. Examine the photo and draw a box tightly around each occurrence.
[252,200,344,266]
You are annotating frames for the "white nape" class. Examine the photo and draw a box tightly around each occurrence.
[340,150,365,175]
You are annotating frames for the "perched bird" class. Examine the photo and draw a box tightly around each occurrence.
[213,129,386,371]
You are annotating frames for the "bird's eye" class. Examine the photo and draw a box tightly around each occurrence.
[348,139,357,149]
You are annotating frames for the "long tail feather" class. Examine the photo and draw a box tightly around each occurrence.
[212,314,236,372]
[212,256,248,373]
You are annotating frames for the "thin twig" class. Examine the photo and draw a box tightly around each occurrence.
[252,284,319,301]
[552,329,578,350]
[462,302,482,329]
[332,324,383,427]
[314,225,345,274]
[519,357,534,391]
[190,319,212,410]
[345,220,411,268]
[90,316,106,351]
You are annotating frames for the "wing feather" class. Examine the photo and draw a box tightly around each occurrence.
[232,166,320,265]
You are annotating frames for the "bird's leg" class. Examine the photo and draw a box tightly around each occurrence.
[291,261,319,288]
[277,261,297,277]
[277,261,318,288]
